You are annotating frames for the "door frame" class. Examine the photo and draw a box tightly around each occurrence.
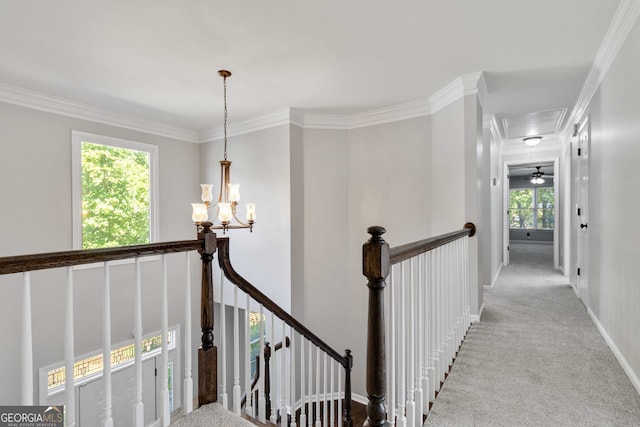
[503,156,560,269]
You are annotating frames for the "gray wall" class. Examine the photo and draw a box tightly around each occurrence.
[0,101,200,404]
[577,16,640,392]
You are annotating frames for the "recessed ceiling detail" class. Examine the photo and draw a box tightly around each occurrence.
[501,108,567,140]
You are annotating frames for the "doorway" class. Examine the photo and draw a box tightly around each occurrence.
[503,158,560,269]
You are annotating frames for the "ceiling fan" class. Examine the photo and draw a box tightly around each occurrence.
[530,166,553,184]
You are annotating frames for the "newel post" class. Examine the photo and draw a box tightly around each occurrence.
[198,222,218,405]
[363,226,390,427]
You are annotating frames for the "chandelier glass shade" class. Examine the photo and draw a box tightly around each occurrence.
[191,70,255,232]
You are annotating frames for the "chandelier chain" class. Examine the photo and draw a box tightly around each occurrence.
[223,74,228,161]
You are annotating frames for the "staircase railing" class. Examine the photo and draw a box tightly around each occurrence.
[0,221,353,426]
[0,237,205,427]
[362,223,476,426]
[213,225,354,426]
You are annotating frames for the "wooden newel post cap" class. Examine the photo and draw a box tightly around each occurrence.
[363,226,390,281]
[198,222,217,255]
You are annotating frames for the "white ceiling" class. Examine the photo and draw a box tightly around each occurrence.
[0,0,621,137]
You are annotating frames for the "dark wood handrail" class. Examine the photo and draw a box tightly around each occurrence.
[217,237,349,369]
[0,239,202,275]
[389,222,476,265]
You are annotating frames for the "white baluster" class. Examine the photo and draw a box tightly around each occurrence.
[300,338,307,427]
[233,285,241,415]
[436,246,445,385]
[308,340,313,426]
[258,305,267,423]
[270,312,277,424]
[280,321,286,427]
[102,263,113,427]
[65,267,76,427]
[406,260,415,427]
[397,262,406,427]
[133,258,144,427]
[21,272,33,405]
[427,250,436,402]
[465,237,471,329]
[184,253,193,415]
[220,271,228,409]
[329,357,334,427]
[388,267,396,424]
[337,366,342,427]
[160,256,170,426]
[322,353,327,427]
[245,294,252,416]
[415,256,424,424]
[315,346,321,427]
[290,331,297,427]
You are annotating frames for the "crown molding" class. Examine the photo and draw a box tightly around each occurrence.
[486,114,505,148]
[303,98,432,130]
[0,82,200,143]
[476,72,488,106]
[561,0,640,142]
[0,71,486,141]
[429,72,483,114]
[199,108,293,142]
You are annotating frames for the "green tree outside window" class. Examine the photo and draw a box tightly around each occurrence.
[81,142,151,249]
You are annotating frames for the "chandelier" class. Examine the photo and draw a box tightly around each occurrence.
[191,70,255,232]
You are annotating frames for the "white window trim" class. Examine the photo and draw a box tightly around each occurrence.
[71,131,159,251]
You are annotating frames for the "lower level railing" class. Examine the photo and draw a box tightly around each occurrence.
[362,223,476,426]
[0,222,353,426]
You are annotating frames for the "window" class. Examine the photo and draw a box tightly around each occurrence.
[46,329,176,394]
[509,187,554,230]
[249,312,266,377]
[72,131,158,249]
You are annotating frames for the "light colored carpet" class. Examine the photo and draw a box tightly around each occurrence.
[425,243,640,426]
[171,403,255,427]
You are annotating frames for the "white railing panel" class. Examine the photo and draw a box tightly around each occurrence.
[184,253,193,415]
[102,263,113,427]
[65,267,76,427]
[22,272,33,406]
[133,258,144,427]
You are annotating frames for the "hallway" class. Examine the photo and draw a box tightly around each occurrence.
[425,243,640,426]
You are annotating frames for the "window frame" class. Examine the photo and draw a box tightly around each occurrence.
[509,186,555,231]
[71,131,159,250]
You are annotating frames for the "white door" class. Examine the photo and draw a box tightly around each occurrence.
[576,118,590,305]
[503,164,510,266]
[78,357,157,426]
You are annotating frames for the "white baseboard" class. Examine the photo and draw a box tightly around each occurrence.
[587,307,640,397]
[486,263,503,288]
[470,303,484,322]
[351,393,367,406]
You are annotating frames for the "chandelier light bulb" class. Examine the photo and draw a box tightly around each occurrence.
[246,203,256,222]
[200,184,213,203]
[191,203,209,223]
[218,203,232,223]
[228,183,240,203]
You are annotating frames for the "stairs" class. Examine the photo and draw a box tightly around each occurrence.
[171,404,256,427]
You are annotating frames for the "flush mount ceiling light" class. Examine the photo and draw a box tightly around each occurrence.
[191,70,256,232]
[523,136,543,147]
